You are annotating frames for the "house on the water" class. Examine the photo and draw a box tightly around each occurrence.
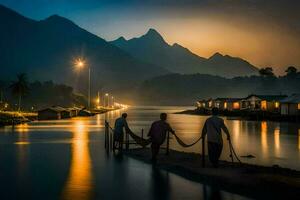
[241,94,287,112]
[280,94,300,116]
[38,106,71,120]
[196,99,212,109]
[213,98,241,111]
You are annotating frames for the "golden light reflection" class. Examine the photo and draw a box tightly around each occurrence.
[15,123,29,133]
[274,128,280,156]
[261,121,268,156]
[61,119,93,200]
[16,123,29,180]
[232,120,240,144]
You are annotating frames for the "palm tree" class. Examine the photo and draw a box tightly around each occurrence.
[10,73,29,112]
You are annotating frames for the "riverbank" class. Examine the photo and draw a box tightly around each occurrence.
[176,108,300,122]
[0,111,37,127]
[124,148,300,199]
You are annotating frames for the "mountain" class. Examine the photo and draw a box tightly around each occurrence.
[0,5,168,94]
[111,29,259,78]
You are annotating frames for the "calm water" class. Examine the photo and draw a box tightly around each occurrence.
[0,106,299,200]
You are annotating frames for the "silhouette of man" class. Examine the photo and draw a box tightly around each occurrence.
[148,113,175,163]
[201,107,230,167]
[114,113,130,151]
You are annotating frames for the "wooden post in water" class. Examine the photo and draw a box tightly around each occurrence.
[202,136,205,167]
[105,120,108,150]
[166,131,170,155]
[141,129,144,139]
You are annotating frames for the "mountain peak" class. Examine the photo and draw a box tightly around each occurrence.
[116,36,127,42]
[43,14,75,25]
[210,52,223,59]
[142,28,165,42]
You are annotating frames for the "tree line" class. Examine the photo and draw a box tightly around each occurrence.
[0,73,86,112]
[138,66,300,105]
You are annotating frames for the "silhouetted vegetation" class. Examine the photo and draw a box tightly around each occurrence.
[138,67,300,105]
[9,73,29,111]
[1,79,86,111]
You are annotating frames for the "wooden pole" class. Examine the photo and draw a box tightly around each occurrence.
[166,131,170,155]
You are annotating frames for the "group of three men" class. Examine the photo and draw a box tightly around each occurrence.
[113,108,230,167]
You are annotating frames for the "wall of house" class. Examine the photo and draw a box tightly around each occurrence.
[281,104,298,115]
[38,110,61,120]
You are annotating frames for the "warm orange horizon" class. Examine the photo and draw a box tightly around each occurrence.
[3,0,300,75]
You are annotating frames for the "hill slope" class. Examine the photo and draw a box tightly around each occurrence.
[0,5,168,92]
[111,29,258,78]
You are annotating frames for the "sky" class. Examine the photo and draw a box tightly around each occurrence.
[1,0,300,74]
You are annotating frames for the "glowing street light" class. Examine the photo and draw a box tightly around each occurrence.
[74,58,85,69]
[74,58,91,110]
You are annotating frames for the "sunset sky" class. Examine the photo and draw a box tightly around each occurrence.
[1,0,299,74]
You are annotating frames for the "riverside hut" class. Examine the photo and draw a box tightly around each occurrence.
[196,99,212,109]
[223,98,242,111]
[38,106,71,120]
[280,94,300,116]
[242,94,287,112]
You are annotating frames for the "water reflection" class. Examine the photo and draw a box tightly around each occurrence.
[151,167,170,200]
[61,119,93,200]
[261,121,268,158]
[274,128,280,157]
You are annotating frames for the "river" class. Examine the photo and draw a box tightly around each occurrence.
[0,106,299,199]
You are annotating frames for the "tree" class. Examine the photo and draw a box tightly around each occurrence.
[259,67,274,77]
[285,66,297,77]
[10,73,29,112]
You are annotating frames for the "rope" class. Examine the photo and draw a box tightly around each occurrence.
[228,139,242,164]
[172,132,202,147]
[108,124,151,147]
[127,129,152,147]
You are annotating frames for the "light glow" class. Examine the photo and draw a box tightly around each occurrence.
[74,58,86,69]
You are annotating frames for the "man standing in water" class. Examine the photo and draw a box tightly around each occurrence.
[148,113,175,163]
[201,107,230,167]
[114,113,130,151]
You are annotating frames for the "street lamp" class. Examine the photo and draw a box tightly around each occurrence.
[75,58,91,110]
[111,96,114,108]
[105,93,109,108]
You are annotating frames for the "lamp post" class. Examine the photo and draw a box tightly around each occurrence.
[75,58,91,110]
[105,93,109,108]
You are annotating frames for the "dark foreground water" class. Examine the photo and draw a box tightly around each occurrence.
[1,106,299,200]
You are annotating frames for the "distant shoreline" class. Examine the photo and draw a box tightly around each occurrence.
[175,108,300,123]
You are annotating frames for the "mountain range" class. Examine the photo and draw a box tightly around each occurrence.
[0,5,167,91]
[0,4,259,102]
[111,29,258,77]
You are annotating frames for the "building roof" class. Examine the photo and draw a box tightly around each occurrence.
[245,94,287,101]
[38,106,67,113]
[215,98,242,102]
[280,94,300,103]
